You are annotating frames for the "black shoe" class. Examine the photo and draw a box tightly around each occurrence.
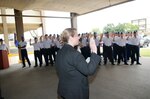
[112,63,115,65]
[40,64,42,67]
[98,62,101,65]
[34,65,38,67]
[124,63,129,65]
[22,66,25,68]
[136,63,141,65]
[29,64,31,67]
[130,63,134,65]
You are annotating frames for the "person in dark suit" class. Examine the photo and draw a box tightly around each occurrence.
[55,28,100,99]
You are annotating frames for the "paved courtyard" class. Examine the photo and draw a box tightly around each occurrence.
[0,57,150,99]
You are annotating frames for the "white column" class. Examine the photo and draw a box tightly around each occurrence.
[70,13,78,29]
[40,11,46,35]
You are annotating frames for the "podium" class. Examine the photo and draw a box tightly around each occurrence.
[0,50,9,69]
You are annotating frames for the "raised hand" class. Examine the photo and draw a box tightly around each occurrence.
[89,37,97,54]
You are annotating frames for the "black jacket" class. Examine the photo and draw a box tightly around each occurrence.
[55,44,100,99]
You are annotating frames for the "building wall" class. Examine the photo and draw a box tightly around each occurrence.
[146,17,150,33]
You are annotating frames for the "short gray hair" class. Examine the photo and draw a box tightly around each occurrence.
[61,28,77,43]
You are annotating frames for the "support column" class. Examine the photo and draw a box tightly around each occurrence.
[1,8,9,52]
[70,13,78,29]
[14,9,24,60]
[40,11,46,35]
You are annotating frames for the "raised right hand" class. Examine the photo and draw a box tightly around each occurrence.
[89,37,97,54]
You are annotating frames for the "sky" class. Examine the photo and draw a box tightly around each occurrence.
[77,0,150,33]
[44,11,71,34]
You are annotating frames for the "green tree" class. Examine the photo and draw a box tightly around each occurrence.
[103,23,115,33]
[91,28,101,34]
[114,23,125,33]
[102,23,139,34]
[124,23,139,32]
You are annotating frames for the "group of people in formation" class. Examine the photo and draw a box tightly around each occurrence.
[17,30,141,68]
[79,30,141,66]
[17,34,61,68]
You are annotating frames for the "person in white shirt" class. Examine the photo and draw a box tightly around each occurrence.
[126,32,133,60]
[55,35,62,51]
[112,32,120,61]
[94,32,101,65]
[117,33,128,65]
[30,37,42,67]
[101,32,114,65]
[0,39,8,52]
[18,36,31,68]
[51,35,57,62]
[43,34,53,66]
[130,31,141,65]
[39,36,44,65]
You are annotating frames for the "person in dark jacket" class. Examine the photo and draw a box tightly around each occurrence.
[55,28,100,99]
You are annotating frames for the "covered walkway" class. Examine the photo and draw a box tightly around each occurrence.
[0,57,150,99]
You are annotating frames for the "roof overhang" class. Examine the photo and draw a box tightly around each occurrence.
[0,0,134,15]
[0,0,134,34]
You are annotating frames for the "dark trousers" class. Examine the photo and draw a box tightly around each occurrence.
[40,48,45,64]
[51,46,56,62]
[21,49,31,66]
[55,47,60,52]
[131,45,140,64]
[118,46,127,64]
[97,46,101,64]
[126,44,132,60]
[97,46,100,56]
[113,43,119,61]
[34,50,42,66]
[103,45,114,65]
[48,48,54,65]
[43,49,49,66]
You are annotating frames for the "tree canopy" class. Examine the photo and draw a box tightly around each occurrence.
[91,28,101,34]
[102,23,139,33]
